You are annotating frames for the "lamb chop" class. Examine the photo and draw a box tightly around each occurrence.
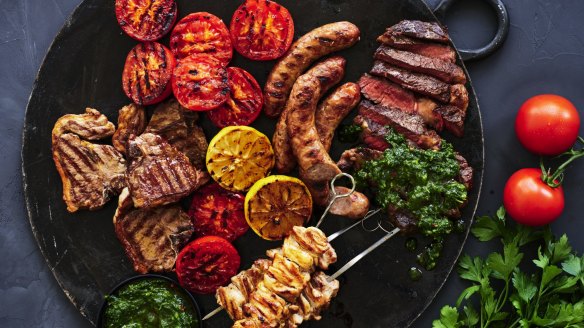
[126,133,200,208]
[145,98,209,171]
[112,103,146,154]
[113,188,194,274]
[374,45,466,84]
[52,108,126,212]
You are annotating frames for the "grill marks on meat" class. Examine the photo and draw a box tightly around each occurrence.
[113,188,194,274]
[127,133,200,208]
[358,100,441,149]
[375,46,466,84]
[52,108,125,213]
[387,20,449,43]
[112,104,146,154]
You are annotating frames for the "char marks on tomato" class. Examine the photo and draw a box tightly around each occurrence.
[230,0,295,60]
[115,0,177,41]
[172,54,229,111]
[207,67,263,128]
[170,12,232,65]
[188,183,248,242]
[122,42,176,105]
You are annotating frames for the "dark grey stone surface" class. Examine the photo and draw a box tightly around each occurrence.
[1,0,582,327]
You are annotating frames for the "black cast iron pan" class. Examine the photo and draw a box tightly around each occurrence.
[21,0,508,327]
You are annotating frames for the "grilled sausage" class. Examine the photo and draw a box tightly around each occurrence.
[329,187,370,219]
[315,82,361,152]
[263,21,360,117]
[286,58,346,182]
[273,57,346,173]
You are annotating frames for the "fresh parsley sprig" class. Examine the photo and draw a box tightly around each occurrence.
[433,207,584,328]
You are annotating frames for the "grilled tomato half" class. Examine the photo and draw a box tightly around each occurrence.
[244,175,312,240]
[122,42,176,105]
[176,236,240,294]
[170,12,233,65]
[188,183,248,242]
[230,0,294,61]
[206,126,275,192]
[115,0,177,41]
[171,54,229,111]
[207,67,263,128]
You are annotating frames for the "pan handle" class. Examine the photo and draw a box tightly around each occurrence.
[433,0,509,61]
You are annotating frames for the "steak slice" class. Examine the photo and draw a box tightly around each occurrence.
[52,108,125,213]
[112,103,146,154]
[433,105,465,137]
[114,188,194,274]
[354,115,392,151]
[449,84,469,113]
[387,20,449,43]
[358,100,441,149]
[374,46,466,84]
[370,61,451,103]
[337,147,383,172]
[377,32,455,62]
[52,107,116,143]
[52,133,126,212]
[358,74,416,113]
[146,99,209,172]
[127,133,200,208]
[456,153,473,190]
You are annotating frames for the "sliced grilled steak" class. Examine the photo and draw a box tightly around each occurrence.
[114,188,194,274]
[449,84,469,113]
[456,153,473,190]
[354,114,392,151]
[434,105,465,137]
[387,20,449,43]
[52,108,116,143]
[377,32,455,63]
[337,147,383,172]
[52,109,125,213]
[374,46,466,84]
[358,100,441,149]
[387,207,419,235]
[370,61,451,103]
[358,74,416,113]
[127,133,200,208]
[112,103,146,154]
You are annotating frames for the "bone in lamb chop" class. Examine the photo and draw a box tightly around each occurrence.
[113,188,194,274]
[52,108,126,212]
[126,132,201,208]
[112,103,147,155]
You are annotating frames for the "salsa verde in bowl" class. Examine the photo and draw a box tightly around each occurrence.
[97,274,201,328]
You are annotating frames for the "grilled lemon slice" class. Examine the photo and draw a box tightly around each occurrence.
[245,175,312,240]
[206,126,275,192]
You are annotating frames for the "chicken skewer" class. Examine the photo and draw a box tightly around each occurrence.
[203,174,396,324]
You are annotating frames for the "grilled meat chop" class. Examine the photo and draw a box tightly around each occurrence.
[126,133,200,208]
[145,99,209,171]
[113,188,194,274]
[52,108,126,212]
[386,20,450,43]
[112,103,146,154]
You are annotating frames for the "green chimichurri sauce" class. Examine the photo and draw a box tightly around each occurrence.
[355,129,467,238]
[408,267,423,281]
[338,124,363,143]
[104,278,198,328]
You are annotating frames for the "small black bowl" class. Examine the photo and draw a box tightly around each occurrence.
[96,274,202,328]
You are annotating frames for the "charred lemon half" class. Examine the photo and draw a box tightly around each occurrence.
[245,175,312,240]
[206,126,275,192]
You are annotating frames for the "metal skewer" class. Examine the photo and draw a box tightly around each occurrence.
[203,173,399,321]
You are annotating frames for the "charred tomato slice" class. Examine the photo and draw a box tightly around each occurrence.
[115,0,177,41]
[170,12,233,65]
[207,67,263,128]
[171,54,229,111]
[188,183,249,241]
[122,42,176,105]
[176,236,240,294]
[230,0,295,61]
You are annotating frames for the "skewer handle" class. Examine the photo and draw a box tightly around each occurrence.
[203,305,223,321]
[328,227,400,282]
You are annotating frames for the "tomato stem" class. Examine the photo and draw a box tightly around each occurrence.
[541,137,584,188]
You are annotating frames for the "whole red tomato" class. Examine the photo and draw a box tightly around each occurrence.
[515,94,580,156]
[503,168,564,226]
